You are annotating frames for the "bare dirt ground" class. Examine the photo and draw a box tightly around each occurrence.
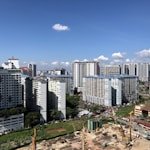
[17,124,150,150]
[47,127,66,133]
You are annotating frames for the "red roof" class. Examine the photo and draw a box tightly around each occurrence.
[141,105,150,111]
[20,67,30,71]
[134,119,150,128]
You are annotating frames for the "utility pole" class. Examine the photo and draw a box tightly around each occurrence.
[32,128,36,150]
[129,111,133,141]
[82,126,86,150]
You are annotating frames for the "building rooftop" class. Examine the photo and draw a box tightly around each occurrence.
[141,105,150,111]
[8,56,19,60]
[84,74,138,79]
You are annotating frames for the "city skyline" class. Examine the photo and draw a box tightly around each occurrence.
[1,0,150,70]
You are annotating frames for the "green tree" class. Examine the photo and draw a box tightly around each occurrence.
[66,107,74,118]
[50,110,62,120]
[88,105,103,114]
[25,112,40,127]
[9,107,19,115]
[66,95,80,108]
[0,109,10,118]
[66,95,80,118]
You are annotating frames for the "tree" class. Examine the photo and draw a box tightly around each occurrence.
[66,95,80,118]
[25,112,40,127]
[9,108,19,115]
[50,110,62,120]
[66,107,74,118]
[0,109,10,118]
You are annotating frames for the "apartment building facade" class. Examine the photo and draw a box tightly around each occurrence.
[0,67,24,134]
[48,78,66,119]
[121,63,150,82]
[100,65,121,76]
[72,61,100,92]
[0,68,22,109]
[0,114,24,134]
[45,74,73,95]
[83,75,138,106]
[32,78,47,122]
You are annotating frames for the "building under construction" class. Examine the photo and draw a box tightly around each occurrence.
[17,118,150,150]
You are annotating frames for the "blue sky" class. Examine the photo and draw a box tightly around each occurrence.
[1,0,150,69]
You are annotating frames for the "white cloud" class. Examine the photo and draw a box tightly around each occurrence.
[52,24,70,31]
[112,52,125,59]
[82,59,89,62]
[51,61,59,65]
[136,49,150,58]
[114,59,122,63]
[125,58,130,62]
[60,61,70,66]
[73,59,80,62]
[94,55,109,61]
[39,61,49,66]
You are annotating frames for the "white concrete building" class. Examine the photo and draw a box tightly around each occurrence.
[32,78,47,122]
[0,114,24,134]
[100,65,121,76]
[2,57,20,69]
[48,78,66,119]
[72,61,100,91]
[83,76,112,106]
[45,74,73,95]
[101,63,150,82]
[83,75,138,106]
[137,63,150,81]
[121,63,150,82]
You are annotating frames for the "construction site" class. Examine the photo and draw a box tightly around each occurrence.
[17,114,150,150]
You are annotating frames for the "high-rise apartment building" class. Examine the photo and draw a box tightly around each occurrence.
[2,57,20,69]
[101,63,150,82]
[48,78,66,119]
[25,77,47,122]
[121,63,150,81]
[100,65,121,75]
[32,77,47,122]
[45,74,73,95]
[137,63,150,81]
[0,68,22,109]
[83,75,138,106]
[72,61,100,91]
[28,64,36,77]
[0,67,24,134]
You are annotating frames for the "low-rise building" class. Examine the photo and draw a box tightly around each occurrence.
[0,114,24,135]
